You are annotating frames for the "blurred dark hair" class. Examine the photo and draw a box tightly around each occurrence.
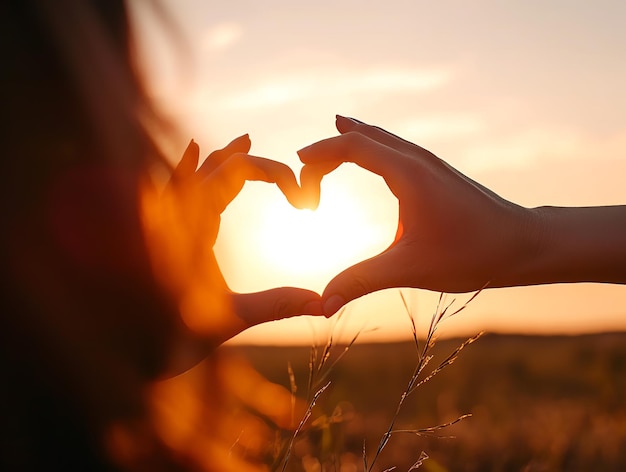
[0,0,188,469]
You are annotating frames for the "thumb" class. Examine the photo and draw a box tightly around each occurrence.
[232,288,324,328]
[321,245,417,316]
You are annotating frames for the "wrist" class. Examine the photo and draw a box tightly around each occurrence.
[492,205,547,287]
[502,205,626,286]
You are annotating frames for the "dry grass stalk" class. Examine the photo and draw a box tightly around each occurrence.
[363,289,483,471]
[279,381,331,472]
[276,288,482,471]
[287,361,297,428]
[278,306,366,470]
[408,451,429,471]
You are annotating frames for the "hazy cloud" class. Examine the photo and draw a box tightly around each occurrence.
[460,127,590,172]
[201,22,244,52]
[217,67,452,110]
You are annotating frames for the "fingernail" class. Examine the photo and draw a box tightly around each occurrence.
[234,133,250,143]
[323,295,345,317]
[303,301,324,315]
[185,138,197,151]
[335,115,353,126]
[336,115,364,124]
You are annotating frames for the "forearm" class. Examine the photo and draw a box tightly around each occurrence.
[497,205,626,287]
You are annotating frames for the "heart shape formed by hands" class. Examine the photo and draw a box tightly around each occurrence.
[215,164,398,295]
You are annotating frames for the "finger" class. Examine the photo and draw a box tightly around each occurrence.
[197,133,252,178]
[298,160,340,210]
[171,139,200,183]
[336,115,435,158]
[205,153,306,213]
[337,116,505,202]
[337,116,504,204]
[320,244,420,316]
[232,288,324,327]
[298,131,404,178]
[298,132,407,208]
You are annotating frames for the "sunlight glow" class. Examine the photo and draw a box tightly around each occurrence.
[138,0,626,342]
[258,185,387,278]
[215,166,398,296]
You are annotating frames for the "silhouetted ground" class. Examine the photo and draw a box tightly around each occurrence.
[222,332,626,471]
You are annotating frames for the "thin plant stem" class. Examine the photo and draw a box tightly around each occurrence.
[364,289,482,471]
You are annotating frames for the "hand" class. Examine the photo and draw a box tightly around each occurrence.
[142,135,323,373]
[298,116,536,316]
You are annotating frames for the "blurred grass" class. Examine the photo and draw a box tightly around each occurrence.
[222,332,626,471]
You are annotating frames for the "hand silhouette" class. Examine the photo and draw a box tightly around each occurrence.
[142,135,323,373]
[299,116,626,317]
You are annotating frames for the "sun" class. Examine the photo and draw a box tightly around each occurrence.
[257,183,391,282]
[215,164,398,294]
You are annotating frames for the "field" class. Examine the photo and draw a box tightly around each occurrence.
[214,333,626,471]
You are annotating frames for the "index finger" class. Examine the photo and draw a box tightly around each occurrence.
[205,153,306,214]
[335,115,434,158]
[297,132,405,209]
[197,134,252,178]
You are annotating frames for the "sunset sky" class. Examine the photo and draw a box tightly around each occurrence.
[132,0,626,344]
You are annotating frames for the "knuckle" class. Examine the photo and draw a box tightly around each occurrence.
[353,273,372,294]
[342,130,363,145]
[272,296,290,318]
[338,270,371,298]
[229,152,247,166]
